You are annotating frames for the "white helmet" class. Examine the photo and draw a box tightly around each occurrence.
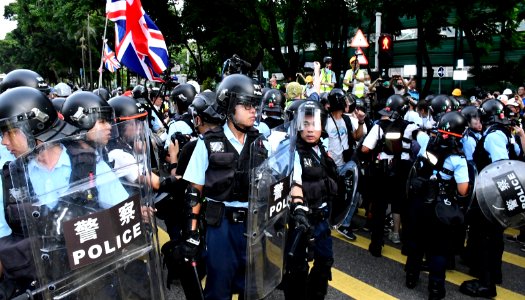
[54,82,72,97]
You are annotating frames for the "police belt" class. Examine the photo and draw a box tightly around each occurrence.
[308,203,329,222]
[224,206,248,223]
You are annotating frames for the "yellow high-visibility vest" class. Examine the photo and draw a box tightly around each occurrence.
[320,69,334,93]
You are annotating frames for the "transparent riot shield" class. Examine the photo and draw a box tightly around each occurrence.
[245,122,296,299]
[475,160,525,228]
[9,120,165,300]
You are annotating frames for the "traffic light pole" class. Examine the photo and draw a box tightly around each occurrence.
[374,12,382,72]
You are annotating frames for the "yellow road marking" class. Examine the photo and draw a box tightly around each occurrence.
[332,231,525,300]
[329,266,398,300]
[355,209,525,268]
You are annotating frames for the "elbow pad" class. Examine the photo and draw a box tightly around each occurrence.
[186,185,202,208]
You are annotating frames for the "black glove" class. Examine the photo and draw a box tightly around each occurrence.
[181,230,200,261]
[291,204,311,231]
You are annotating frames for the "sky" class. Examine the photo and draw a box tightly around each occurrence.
[0,0,17,40]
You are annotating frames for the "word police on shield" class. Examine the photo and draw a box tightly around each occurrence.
[63,194,143,269]
[268,176,291,219]
[493,171,525,216]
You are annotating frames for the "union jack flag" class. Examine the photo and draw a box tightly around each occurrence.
[103,43,121,73]
[106,0,169,82]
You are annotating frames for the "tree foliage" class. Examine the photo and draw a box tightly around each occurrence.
[1,0,524,88]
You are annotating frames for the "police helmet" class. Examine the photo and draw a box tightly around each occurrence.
[262,89,285,114]
[460,105,480,123]
[216,74,262,116]
[0,69,50,94]
[52,97,67,113]
[379,94,407,117]
[171,83,197,113]
[55,82,72,97]
[328,88,347,112]
[0,87,68,142]
[323,56,332,64]
[437,111,468,138]
[132,85,148,99]
[430,95,452,121]
[108,96,148,122]
[284,100,306,123]
[480,99,507,125]
[190,91,224,124]
[93,88,110,101]
[448,96,460,111]
[62,91,114,130]
[295,100,327,133]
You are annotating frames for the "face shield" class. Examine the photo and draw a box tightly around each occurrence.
[84,107,117,146]
[295,105,323,132]
[0,116,36,158]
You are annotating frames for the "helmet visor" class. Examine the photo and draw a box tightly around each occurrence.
[295,105,323,132]
[0,117,36,158]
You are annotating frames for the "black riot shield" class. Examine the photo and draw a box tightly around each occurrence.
[475,160,525,228]
[330,160,359,227]
[9,120,165,299]
[245,123,296,299]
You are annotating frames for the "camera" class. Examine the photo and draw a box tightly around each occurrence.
[226,54,251,75]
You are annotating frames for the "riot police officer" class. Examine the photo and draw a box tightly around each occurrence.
[166,84,197,146]
[286,100,337,300]
[460,105,482,162]
[182,74,262,299]
[405,111,470,300]
[260,88,285,130]
[460,99,524,298]
[0,86,76,299]
[361,94,418,256]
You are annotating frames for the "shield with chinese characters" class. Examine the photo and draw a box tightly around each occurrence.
[8,120,165,299]
[475,159,525,228]
[245,122,297,299]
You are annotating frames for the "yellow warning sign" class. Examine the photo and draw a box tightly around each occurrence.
[350,29,369,48]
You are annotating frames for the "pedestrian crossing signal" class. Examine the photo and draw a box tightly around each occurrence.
[378,34,393,69]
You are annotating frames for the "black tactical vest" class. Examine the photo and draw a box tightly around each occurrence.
[203,126,261,202]
[296,138,339,209]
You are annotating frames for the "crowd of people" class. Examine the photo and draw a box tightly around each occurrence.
[0,59,523,300]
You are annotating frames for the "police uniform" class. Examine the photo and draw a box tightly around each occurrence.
[284,138,337,300]
[28,144,129,209]
[405,137,469,297]
[165,115,194,149]
[363,118,418,254]
[461,129,481,162]
[183,122,259,299]
[461,124,521,297]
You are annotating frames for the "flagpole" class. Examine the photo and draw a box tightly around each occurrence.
[98,16,109,91]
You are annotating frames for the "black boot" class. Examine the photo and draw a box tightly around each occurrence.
[459,279,496,298]
[368,241,383,257]
[428,280,445,300]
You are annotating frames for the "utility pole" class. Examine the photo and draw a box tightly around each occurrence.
[374,12,382,73]
[88,13,94,89]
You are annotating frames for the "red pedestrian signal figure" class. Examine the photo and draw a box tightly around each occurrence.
[378,34,393,69]
[382,36,390,50]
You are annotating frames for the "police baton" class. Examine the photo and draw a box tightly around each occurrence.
[287,225,306,257]
[184,258,204,300]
